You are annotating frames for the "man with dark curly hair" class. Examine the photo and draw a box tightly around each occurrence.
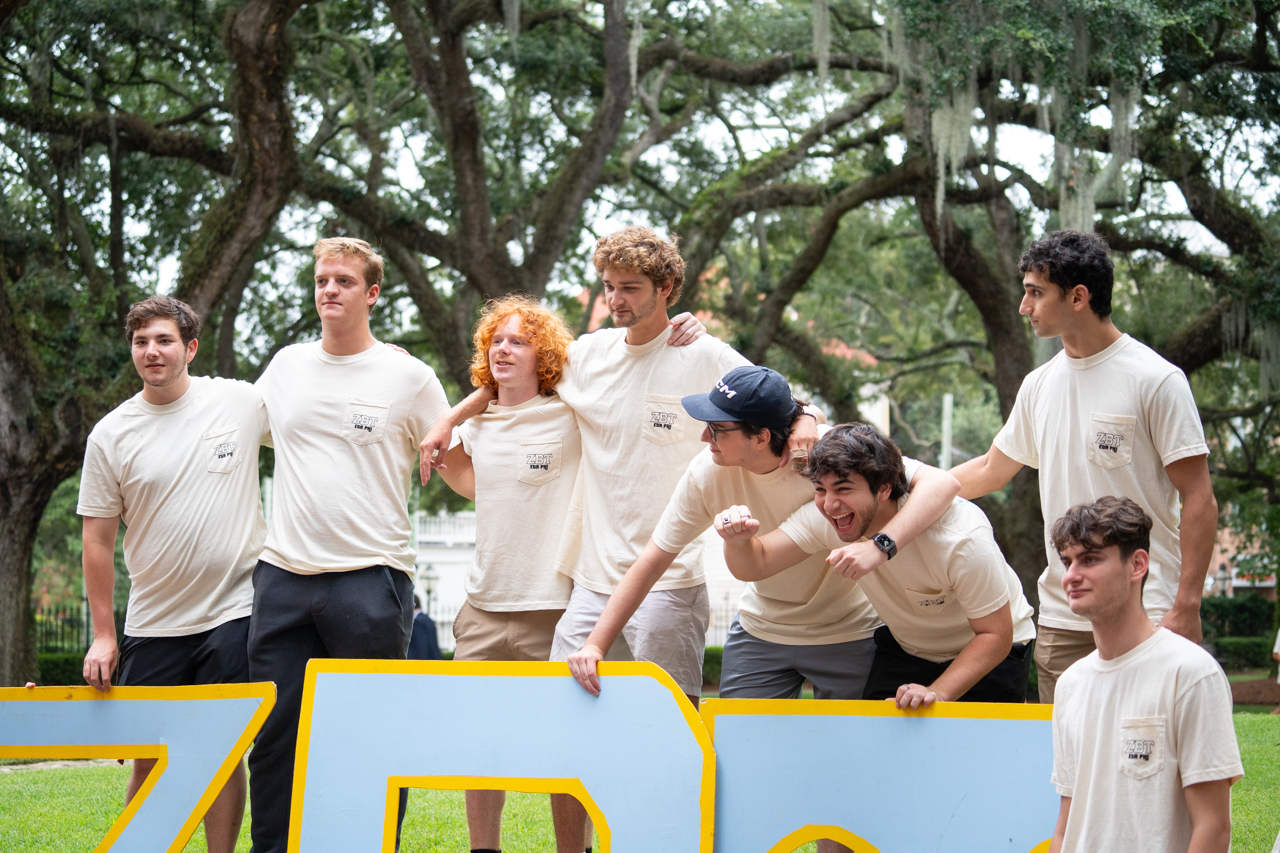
[432,293,588,853]
[951,230,1217,703]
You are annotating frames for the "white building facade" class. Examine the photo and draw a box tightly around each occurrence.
[411,510,746,653]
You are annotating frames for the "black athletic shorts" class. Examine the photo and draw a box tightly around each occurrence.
[117,615,251,687]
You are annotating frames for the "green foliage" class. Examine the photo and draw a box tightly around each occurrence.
[1201,594,1277,641]
[703,645,723,686]
[1214,636,1278,670]
[35,653,83,687]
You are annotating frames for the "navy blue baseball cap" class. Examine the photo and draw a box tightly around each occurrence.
[682,366,795,433]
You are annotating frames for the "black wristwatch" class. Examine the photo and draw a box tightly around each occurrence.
[872,532,897,559]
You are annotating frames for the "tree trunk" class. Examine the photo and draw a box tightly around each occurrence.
[902,88,1046,609]
[0,471,60,686]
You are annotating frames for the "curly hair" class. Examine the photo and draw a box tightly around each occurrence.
[593,226,686,306]
[314,237,385,291]
[469,294,574,396]
[1018,230,1114,318]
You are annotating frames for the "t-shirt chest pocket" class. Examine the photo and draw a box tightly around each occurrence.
[344,398,391,447]
[907,587,954,613]
[518,437,563,486]
[1088,413,1137,469]
[204,427,242,474]
[641,394,685,446]
[1118,717,1165,780]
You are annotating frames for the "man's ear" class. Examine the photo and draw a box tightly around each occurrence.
[1069,284,1091,312]
[1129,549,1150,584]
[656,278,674,303]
[366,282,380,309]
[185,337,199,364]
[877,482,893,502]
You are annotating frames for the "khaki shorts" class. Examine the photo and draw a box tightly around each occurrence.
[550,583,710,697]
[452,602,565,662]
[1034,625,1096,703]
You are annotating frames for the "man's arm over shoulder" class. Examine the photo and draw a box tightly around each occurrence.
[952,370,1040,498]
[951,444,1023,500]
[827,459,960,581]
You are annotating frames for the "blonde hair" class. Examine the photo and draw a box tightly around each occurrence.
[469,294,574,396]
[592,227,685,306]
[313,237,385,291]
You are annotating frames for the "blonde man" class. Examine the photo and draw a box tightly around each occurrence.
[433,294,590,853]
[78,296,268,853]
[248,238,450,853]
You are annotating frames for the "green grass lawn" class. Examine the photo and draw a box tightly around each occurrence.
[1,716,1276,853]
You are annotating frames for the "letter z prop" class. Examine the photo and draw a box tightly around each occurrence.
[0,683,274,853]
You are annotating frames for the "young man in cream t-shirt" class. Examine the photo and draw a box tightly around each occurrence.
[951,230,1216,703]
[433,294,590,853]
[546,228,818,703]
[1048,497,1240,853]
[247,238,450,853]
[565,367,961,709]
[77,296,268,853]
[722,424,1036,708]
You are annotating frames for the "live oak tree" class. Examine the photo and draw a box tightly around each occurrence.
[3,0,1278,683]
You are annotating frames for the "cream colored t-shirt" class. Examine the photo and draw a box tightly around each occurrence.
[77,376,268,636]
[256,341,449,575]
[994,335,1208,631]
[653,447,881,645]
[1051,629,1242,853]
[554,327,750,593]
[458,394,579,611]
[779,458,1036,662]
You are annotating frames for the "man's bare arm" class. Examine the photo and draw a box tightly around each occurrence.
[1184,778,1234,853]
[419,387,495,484]
[894,601,1014,709]
[715,506,812,581]
[435,444,476,500]
[951,444,1023,500]
[1160,454,1216,645]
[566,540,679,696]
[82,515,121,692]
[1047,797,1070,853]
[827,463,960,581]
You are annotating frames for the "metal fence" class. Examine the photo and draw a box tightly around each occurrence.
[428,600,460,653]
[34,605,126,654]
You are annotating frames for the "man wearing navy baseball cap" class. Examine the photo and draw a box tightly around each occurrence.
[566,365,960,702]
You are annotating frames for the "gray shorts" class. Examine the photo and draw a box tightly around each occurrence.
[551,583,710,697]
[718,616,876,700]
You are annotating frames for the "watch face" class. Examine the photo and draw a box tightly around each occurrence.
[874,533,895,554]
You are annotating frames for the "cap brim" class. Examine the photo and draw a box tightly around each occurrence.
[681,393,739,423]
